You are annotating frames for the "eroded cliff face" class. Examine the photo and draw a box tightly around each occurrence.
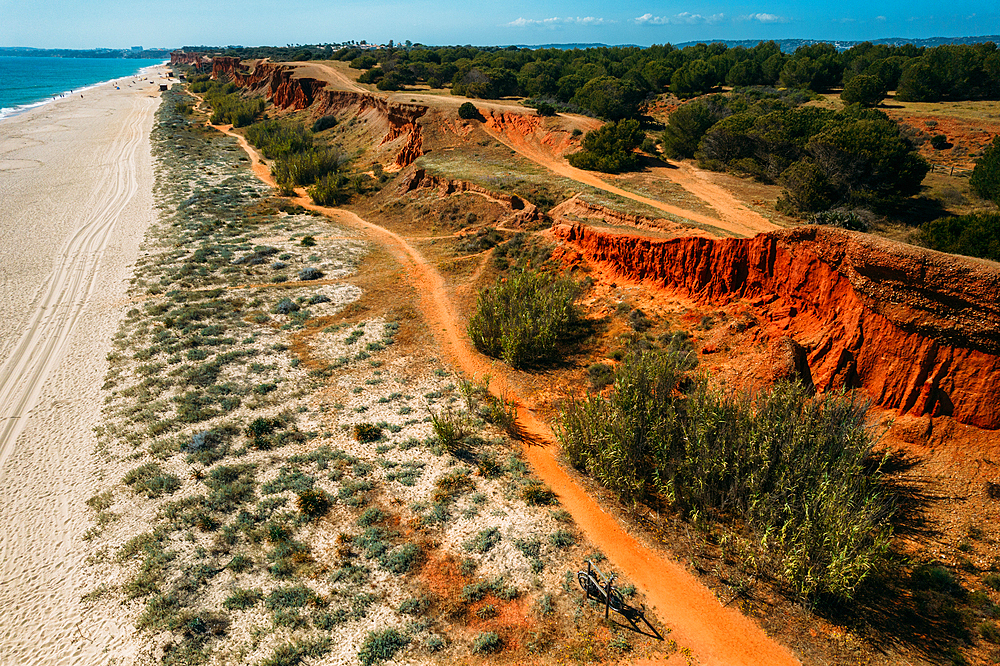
[401,168,545,227]
[170,51,212,69]
[548,196,711,238]
[210,57,427,167]
[555,223,1000,429]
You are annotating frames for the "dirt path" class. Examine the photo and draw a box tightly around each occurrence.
[213,119,800,666]
[480,115,779,238]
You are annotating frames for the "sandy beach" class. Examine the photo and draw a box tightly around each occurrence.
[0,66,166,665]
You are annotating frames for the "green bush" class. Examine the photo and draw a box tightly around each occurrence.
[354,422,383,442]
[123,463,181,498]
[245,120,313,159]
[840,74,885,107]
[458,102,481,120]
[471,631,502,654]
[311,115,338,132]
[260,638,332,666]
[920,212,1000,261]
[556,350,894,600]
[381,543,421,573]
[930,134,949,149]
[223,587,263,610]
[465,527,501,553]
[429,408,469,452]
[971,136,1000,204]
[536,102,557,116]
[521,482,557,505]
[197,80,264,127]
[358,628,409,666]
[307,172,352,206]
[549,529,575,548]
[271,148,345,188]
[266,584,322,610]
[661,99,727,158]
[568,119,644,173]
[296,488,331,519]
[467,269,580,368]
[571,76,643,120]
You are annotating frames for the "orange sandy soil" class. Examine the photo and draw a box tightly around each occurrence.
[189,70,1000,664]
[206,115,801,666]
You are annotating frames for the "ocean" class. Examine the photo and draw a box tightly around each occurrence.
[0,56,166,119]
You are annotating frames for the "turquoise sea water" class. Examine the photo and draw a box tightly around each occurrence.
[0,56,166,119]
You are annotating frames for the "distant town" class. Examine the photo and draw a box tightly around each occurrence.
[0,46,173,59]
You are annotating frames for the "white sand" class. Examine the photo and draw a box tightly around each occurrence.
[0,66,167,665]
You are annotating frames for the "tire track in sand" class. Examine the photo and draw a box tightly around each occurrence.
[0,94,153,665]
[210,118,799,666]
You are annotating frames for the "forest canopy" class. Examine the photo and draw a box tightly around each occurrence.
[202,40,1000,120]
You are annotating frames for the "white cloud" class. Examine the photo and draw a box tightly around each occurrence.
[876,15,887,21]
[635,12,725,25]
[506,16,613,28]
[743,12,789,23]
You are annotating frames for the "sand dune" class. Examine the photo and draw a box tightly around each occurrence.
[0,68,165,665]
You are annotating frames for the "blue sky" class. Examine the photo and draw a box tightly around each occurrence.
[0,0,997,49]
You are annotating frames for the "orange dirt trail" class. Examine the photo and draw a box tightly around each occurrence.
[480,113,780,238]
[211,120,800,666]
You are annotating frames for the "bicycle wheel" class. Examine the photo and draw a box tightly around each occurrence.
[607,589,626,613]
[577,572,597,596]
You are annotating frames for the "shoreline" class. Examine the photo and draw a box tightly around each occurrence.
[0,60,168,121]
[0,65,166,664]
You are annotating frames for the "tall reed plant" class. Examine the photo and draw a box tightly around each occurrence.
[557,350,894,600]
[271,148,345,188]
[467,269,580,369]
[245,120,314,159]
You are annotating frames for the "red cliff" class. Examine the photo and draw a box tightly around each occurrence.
[554,223,1000,429]
[211,57,427,167]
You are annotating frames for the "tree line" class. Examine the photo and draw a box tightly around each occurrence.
[194,41,1000,119]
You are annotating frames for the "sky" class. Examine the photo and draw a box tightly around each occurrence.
[1,0,997,50]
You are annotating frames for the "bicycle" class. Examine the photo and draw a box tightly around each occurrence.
[577,559,626,618]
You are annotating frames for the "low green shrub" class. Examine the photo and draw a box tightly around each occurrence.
[921,212,1000,262]
[272,148,345,188]
[567,119,644,173]
[465,527,501,553]
[468,269,581,368]
[307,173,352,206]
[521,482,557,506]
[381,543,421,574]
[549,529,575,548]
[245,120,313,159]
[429,407,469,452]
[223,587,263,610]
[311,115,338,132]
[432,469,473,504]
[358,628,409,666]
[296,488,331,519]
[354,422,383,442]
[471,631,502,654]
[266,584,323,610]
[260,638,333,666]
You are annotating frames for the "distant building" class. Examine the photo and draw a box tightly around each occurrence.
[131,46,142,53]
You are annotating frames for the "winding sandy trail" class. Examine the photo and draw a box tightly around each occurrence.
[212,118,799,666]
[0,73,164,665]
[268,60,775,238]
[480,114,779,238]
